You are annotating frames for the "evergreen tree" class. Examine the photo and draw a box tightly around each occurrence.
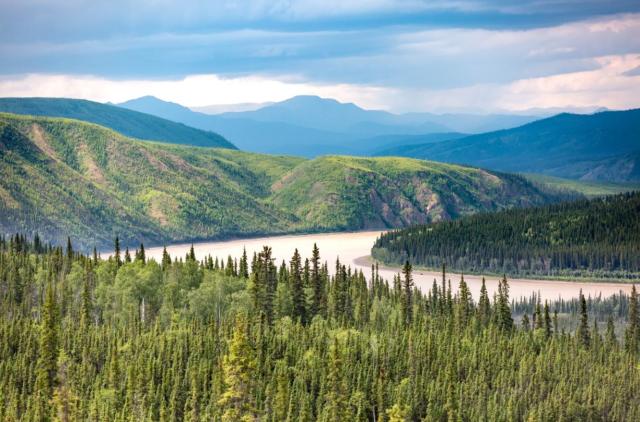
[455,274,472,328]
[80,263,93,326]
[577,290,591,348]
[239,248,249,279]
[136,243,146,263]
[161,246,171,270]
[625,284,639,355]
[495,276,513,332]
[321,338,347,421]
[477,277,491,326]
[543,301,553,339]
[290,249,306,324]
[310,243,325,317]
[219,316,258,422]
[114,236,122,267]
[401,261,413,326]
[35,281,60,417]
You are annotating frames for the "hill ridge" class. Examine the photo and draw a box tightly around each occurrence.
[0,112,574,250]
[0,97,236,149]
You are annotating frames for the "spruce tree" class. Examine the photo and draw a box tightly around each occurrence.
[239,248,249,279]
[35,281,60,416]
[495,276,513,332]
[219,316,257,422]
[322,338,346,422]
[577,290,591,348]
[477,277,491,326]
[290,249,306,324]
[310,244,325,317]
[401,261,413,326]
[625,284,639,355]
[114,236,122,267]
[161,246,171,270]
[543,301,553,339]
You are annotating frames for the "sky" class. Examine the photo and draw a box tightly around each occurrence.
[1,0,639,113]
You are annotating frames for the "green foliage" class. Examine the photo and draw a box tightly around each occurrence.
[374,192,640,279]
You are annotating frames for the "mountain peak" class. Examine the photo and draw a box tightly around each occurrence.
[275,95,361,111]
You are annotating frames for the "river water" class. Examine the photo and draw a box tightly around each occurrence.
[145,231,633,302]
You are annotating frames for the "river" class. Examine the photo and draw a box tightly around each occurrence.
[145,231,633,302]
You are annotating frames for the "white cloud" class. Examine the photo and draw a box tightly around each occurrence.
[384,54,640,112]
[2,55,638,114]
[0,73,394,109]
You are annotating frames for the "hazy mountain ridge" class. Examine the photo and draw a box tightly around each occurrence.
[377,109,640,182]
[0,113,571,250]
[118,95,542,156]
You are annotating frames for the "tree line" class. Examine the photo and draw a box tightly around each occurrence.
[372,191,640,279]
[0,233,639,421]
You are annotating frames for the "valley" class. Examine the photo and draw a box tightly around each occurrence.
[3,2,640,421]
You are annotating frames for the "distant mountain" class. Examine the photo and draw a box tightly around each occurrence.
[119,96,357,156]
[191,102,274,114]
[401,112,540,133]
[0,97,235,149]
[118,95,544,157]
[0,112,570,250]
[376,109,640,182]
[217,95,450,134]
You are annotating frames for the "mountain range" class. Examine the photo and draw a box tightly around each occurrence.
[1,96,637,183]
[0,112,570,250]
[118,95,539,157]
[377,109,640,182]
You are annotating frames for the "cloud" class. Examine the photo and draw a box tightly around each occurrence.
[384,54,640,112]
[0,3,638,112]
[0,73,394,109]
[1,53,638,113]
[4,0,637,44]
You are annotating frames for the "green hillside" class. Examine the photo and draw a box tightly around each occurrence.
[373,192,640,279]
[270,156,565,230]
[0,97,235,148]
[524,173,640,197]
[0,113,573,250]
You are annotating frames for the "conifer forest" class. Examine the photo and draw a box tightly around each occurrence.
[1,234,639,421]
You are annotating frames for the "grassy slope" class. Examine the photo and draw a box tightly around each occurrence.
[0,113,573,250]
[270,156,569,230]
[0,97,236,149]
[524,173,640,198]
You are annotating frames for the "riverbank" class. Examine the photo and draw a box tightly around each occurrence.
[144,231,633,302]
[359,255,640,284]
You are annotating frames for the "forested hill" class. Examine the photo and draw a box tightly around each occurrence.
[375,109,640,182]
[0,113,573,250]
[373,192,640,279]
[1,234,639,420]
[0,97,235,149]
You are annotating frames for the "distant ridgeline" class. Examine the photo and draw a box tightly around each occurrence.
[373,192,640,279]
